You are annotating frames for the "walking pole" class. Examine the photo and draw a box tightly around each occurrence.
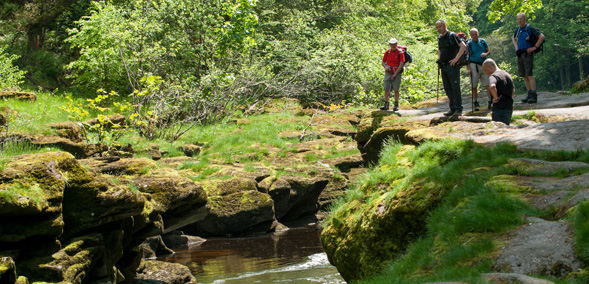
[470,66,474,113]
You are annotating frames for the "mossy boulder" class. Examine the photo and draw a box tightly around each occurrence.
[0,257,17,284]
[269,175,329,220]
[135,260,196,284]
[360,126,420,165]
[133,168,208,234]
[321,180,448,282]
[0,152,79,243]
[0,91,37,102]
[183,178,275,236]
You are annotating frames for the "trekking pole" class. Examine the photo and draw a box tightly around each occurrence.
[470,66,474,113]
[437,64,440,104]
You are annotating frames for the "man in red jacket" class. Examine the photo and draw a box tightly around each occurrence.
[381,38,406,111]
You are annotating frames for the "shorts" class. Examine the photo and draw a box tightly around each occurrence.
[469,62,489,87]
[517,52,534,77]
[383,69,402,92]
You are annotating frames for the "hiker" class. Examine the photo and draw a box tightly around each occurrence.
[483,58,514,125]
[513,13,545,103]
[381,38,406,111]
[467,28,491,111]
[436,19,466,116]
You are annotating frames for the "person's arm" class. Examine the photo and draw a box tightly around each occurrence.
[482,46,490,58]
[489,83,499,103]
[450,40,466,66]
[513,32,518,51]
[527,33,545,53]
[392,61,405,78]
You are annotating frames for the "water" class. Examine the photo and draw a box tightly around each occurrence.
[158,225,346,284]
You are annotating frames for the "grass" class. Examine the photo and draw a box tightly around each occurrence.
[326,139,570,284]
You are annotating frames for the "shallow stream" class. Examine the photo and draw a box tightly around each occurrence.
[158,225,345,283]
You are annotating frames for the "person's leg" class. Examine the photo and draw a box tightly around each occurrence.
[441,66,454,115]
[381,72,392,110]
[492,109,513,125]
[392,72,402,111]
[448,65,462,114]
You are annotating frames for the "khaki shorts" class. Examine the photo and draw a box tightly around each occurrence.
[517,52,534,77]
[383,69,402,92]
[469,62,489,88]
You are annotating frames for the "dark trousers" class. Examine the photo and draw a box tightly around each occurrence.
[440,64,462,112]
[492,109,513,125]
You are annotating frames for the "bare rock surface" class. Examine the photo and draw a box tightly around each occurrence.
[483,273,555,284]
[493,217,582,277]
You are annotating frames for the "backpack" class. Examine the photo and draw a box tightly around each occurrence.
[454,32,469,66]
[398,45,412,64]
[514,24,545,54]
[385,46,412,64]
[467,38,488,63]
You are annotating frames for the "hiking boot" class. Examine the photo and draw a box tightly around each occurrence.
[393,101,399,112]
[443,111,455,116]
[474,101,480,111]
[452,111,462,117]
[379,101,389,110]
[527,92,537,103]
[521,91,532,103]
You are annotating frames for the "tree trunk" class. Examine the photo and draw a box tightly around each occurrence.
[557,46,565,90]
[565,53,571,89]
[580,56,585,81]
[26,0,80,51]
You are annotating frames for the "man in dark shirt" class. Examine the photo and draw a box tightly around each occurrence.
[483,58,514,125]
[436,19,466,116]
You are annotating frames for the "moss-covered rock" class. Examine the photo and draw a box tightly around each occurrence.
[135,260,196,284]
[0,91,37,102]
[269,175,329,220]
[321,180,448,282]
[183,178,275,236]
[0,152,80,243]
[0,257,17,284]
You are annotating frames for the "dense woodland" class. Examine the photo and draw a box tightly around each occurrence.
[1,0,588,138]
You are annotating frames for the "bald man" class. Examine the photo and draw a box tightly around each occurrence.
[483,59,515,125]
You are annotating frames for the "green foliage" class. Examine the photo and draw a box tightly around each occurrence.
[61,89,134,147]
[0,46,26,90]
[488,0,543,22]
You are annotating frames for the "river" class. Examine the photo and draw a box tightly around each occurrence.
[158,225,346,284]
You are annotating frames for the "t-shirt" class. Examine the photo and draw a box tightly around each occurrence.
[438,31,461,63]
[468,39,488,64]
[382,48,406,72]
[514,24,541,50]
[490,70,514,110]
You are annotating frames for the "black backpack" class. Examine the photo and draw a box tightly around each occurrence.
[454,32,469,66]
[398,45,413,64]
[514,24,545,54]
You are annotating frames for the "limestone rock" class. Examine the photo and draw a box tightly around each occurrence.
[269,175,329,220]
[494,218,582,277]
[182,178,275,236]
[135,260,196,284]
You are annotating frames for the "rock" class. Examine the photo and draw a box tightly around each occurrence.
[0,257,17,284]
[493,217,582,277]
[321,178,449,282]
[49,122,85,142]
[80,157,158,176]
[483,273,555,284]
[132,169,208,234]
[141,236,174,259]
[360,126,418,165]
[182,178,275,236]
[179,145,201,157]
[269,175,329,220]
[135,260,196,284]
[320,154,363,172]
[0,91,37,102]
[161,231,205,249]
[31,136,87,158]
[507,158,589,175]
